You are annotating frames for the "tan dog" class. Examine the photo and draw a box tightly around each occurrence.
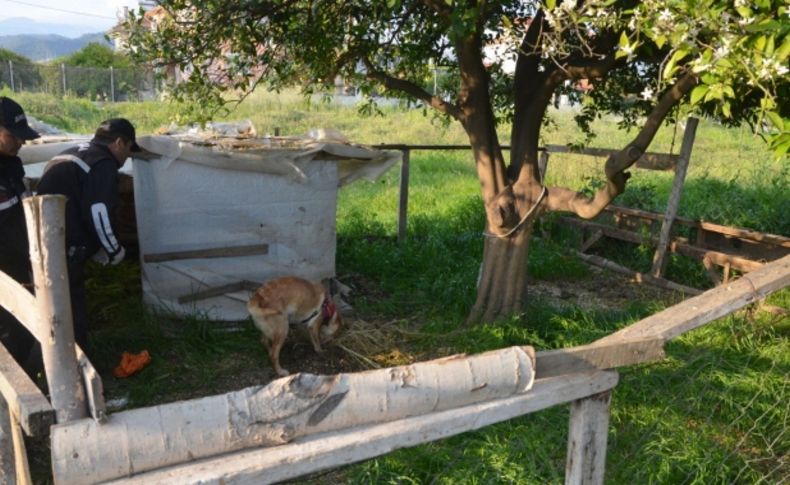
[247,276,343,376]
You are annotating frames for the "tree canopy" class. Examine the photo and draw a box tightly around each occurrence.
[126,0,789,321]
[126,1,788,153]
[58,42,135,69]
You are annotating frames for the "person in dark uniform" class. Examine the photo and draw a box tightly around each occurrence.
[37,118,141,350]
[0,97,40,369]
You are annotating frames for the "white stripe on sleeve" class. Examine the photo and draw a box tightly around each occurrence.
[90,203,120,253]
[0,195,19,211]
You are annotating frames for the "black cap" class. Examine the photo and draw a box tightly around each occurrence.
[93,118,141,152]
[0,97,40,140]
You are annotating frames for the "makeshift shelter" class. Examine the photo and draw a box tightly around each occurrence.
[19,127,400,321]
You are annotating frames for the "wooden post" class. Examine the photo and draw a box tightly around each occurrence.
[651,118,698,277]
[9,412,30,485]
[565,389,613,485]
[7,61,13,93]
[397,148,410,243]
[110,66,115,103]
[0,396,14,484]
[23,196,87,423]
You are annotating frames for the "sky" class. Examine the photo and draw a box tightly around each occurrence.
[0,0,140,34]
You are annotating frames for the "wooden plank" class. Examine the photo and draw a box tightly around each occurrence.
[535,337,666,379]
[0,272,40,341]
[397,148,410,243]
[605,205,790,249]
[9,412,30,485]
[564,217,769,275]
[23,196,87,424]
[580,230,603,253]
[672,242,765,273]
[543,145,678,170]
[651,118,697,277]
[0,396,14,484]
[565,390,613,485]
[595,253,790,344]
[575,252,702,296]
[697,221,790,248]
[177,281,259,304]
[143,244,269,263]
[561,217,648,245]
[0,342,54,437]
[76,346,106,423]
[104,371,620,485]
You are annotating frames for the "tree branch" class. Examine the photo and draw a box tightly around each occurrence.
[545,71,699,219]
[362,58,463,120]
[605,72,698,177]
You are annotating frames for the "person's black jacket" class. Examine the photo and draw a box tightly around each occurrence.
[0,153,30,281]
[36,142,123,260]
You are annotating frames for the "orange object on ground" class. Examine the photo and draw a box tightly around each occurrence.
[113,350,152,378]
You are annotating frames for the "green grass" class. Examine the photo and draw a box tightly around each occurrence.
[14,90,789,484]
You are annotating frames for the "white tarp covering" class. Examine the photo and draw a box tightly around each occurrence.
[19,130,400,321]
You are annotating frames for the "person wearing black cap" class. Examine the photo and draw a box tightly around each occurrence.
[0,96,40,370]
[37,118,141,350]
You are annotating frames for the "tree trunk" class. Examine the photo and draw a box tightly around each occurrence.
[468,219,535,324]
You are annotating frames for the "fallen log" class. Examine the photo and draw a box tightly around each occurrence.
[51,346,535,484]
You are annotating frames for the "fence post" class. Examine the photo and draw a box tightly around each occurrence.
[651,117,698,277]
[110,66,115,102]
[61,63,66,95]
[22,195,87,423]
[565,389,613,485]
[0,395,14,483]
[7,61,13,93]
[397,148,410,243]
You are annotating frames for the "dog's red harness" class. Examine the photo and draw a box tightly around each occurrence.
[297,295,336,326]
[321,296,336,320]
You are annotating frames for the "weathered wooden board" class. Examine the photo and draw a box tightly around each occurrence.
[0,343,54,437]
[0,272,39,341]
[104,371,619,485]
[565,391,613,485]
[536,337,666,379]
[596,253,790,344]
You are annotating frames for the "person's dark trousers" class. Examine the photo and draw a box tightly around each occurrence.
[66,247,89,351]
[0,257,37,374]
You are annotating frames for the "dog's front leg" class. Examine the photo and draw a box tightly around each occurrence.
[260,316,290,376]
[308,319,323,354]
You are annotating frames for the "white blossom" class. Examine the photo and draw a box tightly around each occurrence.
[561,0,576,11]
[641,87,654,100]
[658,9,672,23]
[738,16,754,26]
[734,0,749,7]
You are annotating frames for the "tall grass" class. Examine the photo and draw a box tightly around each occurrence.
[13,89,789,484]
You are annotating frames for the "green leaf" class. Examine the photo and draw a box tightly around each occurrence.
[721,101,731,118]
[690,85,709,105]
[546,0,556,10]
[663,49,688,80]
[766,111,784,130]
[776,35,790,61]
[655,35,666,50]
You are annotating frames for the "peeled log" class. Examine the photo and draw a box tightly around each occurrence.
[52,346,535,484]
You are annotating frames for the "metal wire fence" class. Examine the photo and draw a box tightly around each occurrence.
[0,59,157,101]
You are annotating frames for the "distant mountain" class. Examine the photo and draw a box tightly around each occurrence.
[0,32,112,62]
[0,17,112,38]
